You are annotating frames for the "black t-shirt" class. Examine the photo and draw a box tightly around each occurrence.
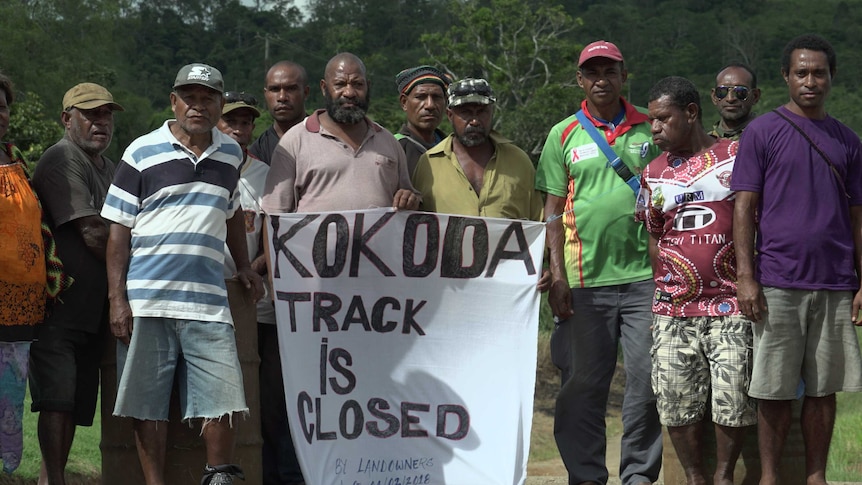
[248,125,281,166]
[31,137,114,333]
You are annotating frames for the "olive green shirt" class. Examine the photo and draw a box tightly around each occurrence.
[412,131,543,221]
[709,114,756,140]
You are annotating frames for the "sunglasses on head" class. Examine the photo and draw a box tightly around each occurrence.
[224,91,258,106]
[451,84,492,98]
[714,85,750,101]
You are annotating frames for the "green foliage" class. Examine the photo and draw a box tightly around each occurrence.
[830,334,862,481]
[368,93,406,134]
[6,92,63,166]
[421,0,581,158]
[539,291,554,334]
[3,0,862,166]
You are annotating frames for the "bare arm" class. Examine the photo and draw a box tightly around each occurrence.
[249,214,268,276]
[106,223,133,345]
[733,190,767,322]
[544,194,573,320]
[647,232,661,278]
[72,215,110,263]
[850,206,862,325]
[226,210,264,302]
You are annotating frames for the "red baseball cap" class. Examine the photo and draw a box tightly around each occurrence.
[578,40,624,67]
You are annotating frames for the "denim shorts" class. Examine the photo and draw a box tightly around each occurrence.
[749,288,862,399]
[651,314,757,427]
[113,317,248,421]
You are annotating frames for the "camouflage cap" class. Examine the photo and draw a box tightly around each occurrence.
[447,78,496,108]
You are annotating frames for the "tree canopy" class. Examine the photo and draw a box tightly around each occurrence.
[2,0,862,161]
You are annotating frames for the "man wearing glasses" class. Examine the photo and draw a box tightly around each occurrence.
[709,64,761,140]
[535,40,662,485]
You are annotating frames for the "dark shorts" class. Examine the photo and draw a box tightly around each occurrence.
[28,326,105,426]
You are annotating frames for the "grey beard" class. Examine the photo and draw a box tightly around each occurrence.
[457,129,487,147]
[328,104,366,124]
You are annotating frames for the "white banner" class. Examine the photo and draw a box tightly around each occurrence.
[267,209,545,485]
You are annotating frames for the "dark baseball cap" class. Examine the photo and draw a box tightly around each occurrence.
[173,63,224,93]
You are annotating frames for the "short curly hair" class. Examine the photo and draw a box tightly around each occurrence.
[648,76,702,120]
[781,34,836,77]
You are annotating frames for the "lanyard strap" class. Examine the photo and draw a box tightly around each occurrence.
[773,108,849,199]
[574,109,640,195]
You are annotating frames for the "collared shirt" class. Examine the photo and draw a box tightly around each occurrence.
[709,114,756,140]
[637,139,740,317]
[223,150,276,325]
[101,121,244,324]
[261,109,416,214]
[412,131,542,221]
[535,98,661,288]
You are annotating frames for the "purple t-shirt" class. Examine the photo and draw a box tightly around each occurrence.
[731,106,862,290]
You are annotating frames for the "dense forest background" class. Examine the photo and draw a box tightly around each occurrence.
[2,0,862,163]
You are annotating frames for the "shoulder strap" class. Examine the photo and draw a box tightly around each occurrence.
[574,109,640,195]
[395,132,430,153]
[772,108,849,199]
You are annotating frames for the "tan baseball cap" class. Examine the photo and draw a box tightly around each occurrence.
[62,83,124,111]
[222,92,261,118]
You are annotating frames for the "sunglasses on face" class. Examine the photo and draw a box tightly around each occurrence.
[224,91,258,105]
[714,85,750,101]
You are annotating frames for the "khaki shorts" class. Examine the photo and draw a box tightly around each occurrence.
[749,287,862,400]
[651,314,757,427]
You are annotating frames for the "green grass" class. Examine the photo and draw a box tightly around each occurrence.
[831,391,862,480]
[6,388,101,482]
[6,330,862,482]
[828,325,862,481]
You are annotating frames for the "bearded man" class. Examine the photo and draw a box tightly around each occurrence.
[261,52,420,213]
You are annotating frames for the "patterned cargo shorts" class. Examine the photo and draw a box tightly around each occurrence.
[651,314,757,428]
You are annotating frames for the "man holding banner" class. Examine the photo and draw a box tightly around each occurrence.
[412,77,542,223]
[261,62,546,484]
[261,52,419,214]
[264,208,545,484]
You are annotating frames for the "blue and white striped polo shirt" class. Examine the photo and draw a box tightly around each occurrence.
[102,121,244,324]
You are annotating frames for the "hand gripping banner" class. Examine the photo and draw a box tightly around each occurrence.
[267,209,545,485]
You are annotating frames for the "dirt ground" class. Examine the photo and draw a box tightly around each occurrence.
[525,342,860,485]
[525,339,627,482]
